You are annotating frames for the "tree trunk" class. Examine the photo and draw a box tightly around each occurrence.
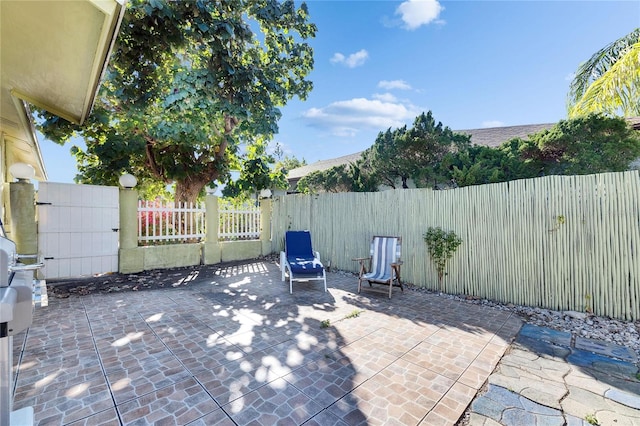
[175,177,209,205]
[402,176,409,189]
[173,177,211,242]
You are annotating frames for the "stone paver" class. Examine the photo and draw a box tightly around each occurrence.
[12,261,520,425]
[468,324,640,426]
[11,261,640,425]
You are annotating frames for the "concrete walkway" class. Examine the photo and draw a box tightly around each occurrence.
[10,260,640,425]
[469,324,640,425]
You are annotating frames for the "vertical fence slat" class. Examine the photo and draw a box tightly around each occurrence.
[137,200,209,244]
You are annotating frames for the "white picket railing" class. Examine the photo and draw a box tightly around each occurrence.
[138,200,206,244]
[137,200,261,244]
[219,206,261,241]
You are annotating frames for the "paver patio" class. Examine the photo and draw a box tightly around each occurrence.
[11,261,522,425]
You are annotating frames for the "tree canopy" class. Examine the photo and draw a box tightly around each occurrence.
[364,112,470,189]
[38,0,316,203]
[522,114,640,175]
[221,139,288,200]
[292,112,639,194]
[296,160,377,194]
[437,143,538,187]
[438,114,640,187]
[275,155,307,174]
[568,28,640,117]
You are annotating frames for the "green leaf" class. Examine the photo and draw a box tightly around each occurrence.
[37,0,317,204]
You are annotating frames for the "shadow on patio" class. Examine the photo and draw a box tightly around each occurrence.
[12,260,522,425]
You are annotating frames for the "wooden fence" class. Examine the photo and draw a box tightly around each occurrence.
[270,171,640,320]
[138,200,206,244]
[137,201,260,244]
[219,205,261,241]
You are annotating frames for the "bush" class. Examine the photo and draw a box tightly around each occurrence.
[423,227,462,291]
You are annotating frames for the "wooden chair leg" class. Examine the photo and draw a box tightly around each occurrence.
[394,265,403,292]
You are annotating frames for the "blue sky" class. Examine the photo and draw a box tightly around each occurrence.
[39,0,640,183]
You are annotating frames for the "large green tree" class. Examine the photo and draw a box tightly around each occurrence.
[39,0,316,203]
[568,28,640,117]
[365,112,470,189]
[437,114,640,187]
[222,139,287,199]
[275,155,307,174]
[523,114,640,175]
[296,159,377,194]
[438,143,538,187]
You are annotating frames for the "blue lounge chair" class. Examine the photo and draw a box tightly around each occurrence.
[280,231,327,294]
[354,236,403,298]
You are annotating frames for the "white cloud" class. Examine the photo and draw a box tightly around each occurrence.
[396,0,444,30]
[330,53,345,63]
[301,97,421,137]
[378,80,412,90]
[330,49,369,68]
[373,93,398,102]
[481,120,505,128]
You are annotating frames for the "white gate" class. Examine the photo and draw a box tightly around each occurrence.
[37,182,119,279]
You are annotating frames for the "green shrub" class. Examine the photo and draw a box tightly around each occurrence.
[424,227,462,292]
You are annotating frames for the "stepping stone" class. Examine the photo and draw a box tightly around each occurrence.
[575,337,638,363]
[514,336,571,359]
[517,324,571,348]
[605,388,640,410]
[568,348,638,380]
[471,384,523,421]
[565,414,590,426]
[472,385,565,426]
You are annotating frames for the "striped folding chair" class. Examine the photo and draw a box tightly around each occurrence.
[354,236,403,298]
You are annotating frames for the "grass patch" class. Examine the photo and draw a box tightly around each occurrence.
[585,414,600,425]
[344,309,363,319]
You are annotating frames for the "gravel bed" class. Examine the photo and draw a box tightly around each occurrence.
[405,283,640,360]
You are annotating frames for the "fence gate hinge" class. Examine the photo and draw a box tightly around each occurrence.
[35,202,52,205]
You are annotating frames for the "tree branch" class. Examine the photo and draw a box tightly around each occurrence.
[140,132,166,181]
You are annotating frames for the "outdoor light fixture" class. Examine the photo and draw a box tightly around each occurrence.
[8,162,35,181]
[259,188,272,199]
[118,173,137,189]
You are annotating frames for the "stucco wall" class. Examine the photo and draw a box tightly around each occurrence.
[118,194,273,274]
[220,240,262,262]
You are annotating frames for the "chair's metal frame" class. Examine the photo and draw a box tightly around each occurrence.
[280,232,327,294]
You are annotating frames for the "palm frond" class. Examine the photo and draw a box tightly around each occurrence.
[568,28,640,112]
[569,42,640,117]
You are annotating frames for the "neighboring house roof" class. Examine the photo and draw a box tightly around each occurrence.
[455,123,556,148]
[627,116,640,130]
[1,0,125,181]
[288,152,364,180]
